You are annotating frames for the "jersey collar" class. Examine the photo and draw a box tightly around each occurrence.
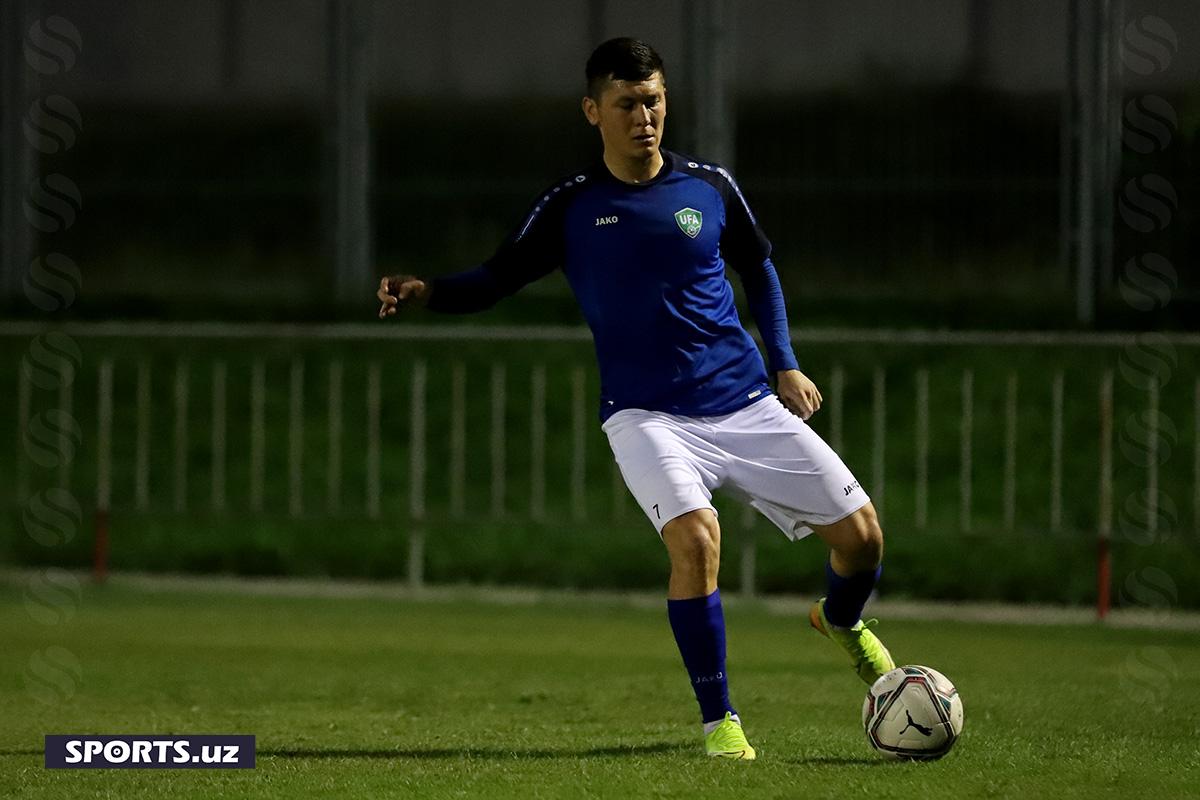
[598,149,674,188]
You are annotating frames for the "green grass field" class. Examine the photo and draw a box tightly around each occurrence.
[1,579,1198,799]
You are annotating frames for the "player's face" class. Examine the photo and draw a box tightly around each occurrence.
[582,73,666,160]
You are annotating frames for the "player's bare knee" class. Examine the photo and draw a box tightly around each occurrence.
[833,505,883,569]
[663,511,721,578]
[850,506,884,567]
[672,528,719,576]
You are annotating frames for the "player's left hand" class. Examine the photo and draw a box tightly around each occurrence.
[776,369,822,420]
[377,274,429,318]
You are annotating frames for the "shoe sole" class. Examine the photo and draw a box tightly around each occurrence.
[808,602,827,636]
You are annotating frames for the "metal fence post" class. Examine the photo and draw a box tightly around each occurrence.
[1146,375,1159,535]
[570,366,587,521]
[1194,377,1199,536]
[58,359,74,492]
[365,361,381,519]
[16,357,31,504]
[740,503,756,598]
[326,359,343,513]
[1097,371,1113,619]
[611,458,626,520]
[830,363,844,453]
[871,366,886,516]
[960,369,973,532]
[449,362,466,518]
[683,0,734,167]
[1003,372,1018,531]
[94,359,113,582]
[326,0,372,307]
[490,363,506,518]
[135,360,151,510]
[530,364,547,522]
[1050,371,1065,533]
[915,368,929,530]
[212,360,227,512]
[409,361,427,589]
[288,357,304,518]
[173,360,188,512]
[250,360,266,513]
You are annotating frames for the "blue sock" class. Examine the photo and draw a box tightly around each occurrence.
[667,589,734,724]
[823,562,881,627]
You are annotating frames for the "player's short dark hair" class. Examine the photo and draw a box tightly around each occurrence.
[585,38,665,99]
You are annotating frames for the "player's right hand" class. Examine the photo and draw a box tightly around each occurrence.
[377,274,429,318]
[776,369,822,421]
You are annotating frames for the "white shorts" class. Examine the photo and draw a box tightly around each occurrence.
[602,395,870,539]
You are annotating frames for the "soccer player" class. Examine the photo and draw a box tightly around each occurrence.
[377,37,894,761]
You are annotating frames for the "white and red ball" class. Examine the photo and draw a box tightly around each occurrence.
[863,665,963,760]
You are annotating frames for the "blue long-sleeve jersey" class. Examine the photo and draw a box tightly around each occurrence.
[427,150,799,421]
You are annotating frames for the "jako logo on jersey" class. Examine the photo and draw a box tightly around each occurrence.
[674,207,703,238]
[595,215,618,226]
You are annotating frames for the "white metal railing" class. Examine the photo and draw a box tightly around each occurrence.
[3,322,1198,600]
[3,320,1200,345]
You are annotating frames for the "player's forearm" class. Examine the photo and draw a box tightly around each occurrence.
[424,266,506,314]
[740,258,799,373]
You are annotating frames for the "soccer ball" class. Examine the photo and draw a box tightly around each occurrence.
[862,665,963,760]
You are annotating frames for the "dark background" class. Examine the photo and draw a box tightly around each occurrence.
[2,0,1196,328]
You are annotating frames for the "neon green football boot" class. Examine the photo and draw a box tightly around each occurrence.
[704,712,757,760]
[809,597,896,685]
